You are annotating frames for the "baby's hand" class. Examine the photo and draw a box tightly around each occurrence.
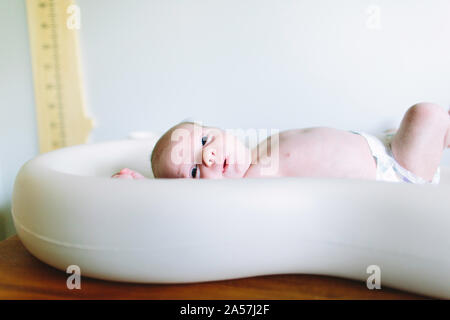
[111,168,145,179]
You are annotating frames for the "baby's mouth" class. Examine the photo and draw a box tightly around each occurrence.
[222,157,228,174]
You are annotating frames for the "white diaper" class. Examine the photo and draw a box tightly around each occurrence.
[350,130,440,184]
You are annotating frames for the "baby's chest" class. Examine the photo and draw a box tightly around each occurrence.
[260,133,373,177]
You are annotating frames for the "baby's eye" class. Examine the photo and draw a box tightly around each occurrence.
[191,165,198,178]
[201,136,208,146]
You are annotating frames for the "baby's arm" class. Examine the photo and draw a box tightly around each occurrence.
[112,168,146,179]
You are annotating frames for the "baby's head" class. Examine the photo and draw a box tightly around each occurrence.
[151,122,252,179]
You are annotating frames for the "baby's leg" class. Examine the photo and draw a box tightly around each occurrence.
[391,102,450,182]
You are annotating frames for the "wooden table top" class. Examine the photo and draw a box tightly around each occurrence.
[0,235,424,300]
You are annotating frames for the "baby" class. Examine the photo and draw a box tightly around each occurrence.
[113,102,450,184]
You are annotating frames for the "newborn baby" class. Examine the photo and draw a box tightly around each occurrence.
[113,102,450,184]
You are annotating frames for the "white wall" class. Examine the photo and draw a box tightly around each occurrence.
[1,0,449,240]
[78,0,450,138]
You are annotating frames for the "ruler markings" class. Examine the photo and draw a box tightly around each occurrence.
[48,0,66,146]
[27,0,94,153]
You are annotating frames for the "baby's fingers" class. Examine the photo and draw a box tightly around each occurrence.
[111,168,145,179]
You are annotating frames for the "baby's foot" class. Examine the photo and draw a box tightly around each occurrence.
[111,168,145,179]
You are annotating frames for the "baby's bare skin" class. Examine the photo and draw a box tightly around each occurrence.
[114,102,450,182]
[112,168,145,179]
[244,127,377,180]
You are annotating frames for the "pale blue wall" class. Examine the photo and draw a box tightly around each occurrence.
[77,0,450,136]
[1,0,449,240]
[0,0,38,240]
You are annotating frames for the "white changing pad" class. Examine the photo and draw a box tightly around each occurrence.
[10,137,450,298]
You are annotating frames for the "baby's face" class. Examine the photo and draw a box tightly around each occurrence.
[155,123,252,179]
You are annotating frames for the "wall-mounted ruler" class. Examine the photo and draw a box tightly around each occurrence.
[26,0,94,153]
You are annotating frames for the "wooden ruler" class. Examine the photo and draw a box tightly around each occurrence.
[26,0,94,153]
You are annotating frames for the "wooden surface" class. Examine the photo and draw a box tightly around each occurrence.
[0,235,425,300]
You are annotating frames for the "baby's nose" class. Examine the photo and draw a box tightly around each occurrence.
[202,148,216,167]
